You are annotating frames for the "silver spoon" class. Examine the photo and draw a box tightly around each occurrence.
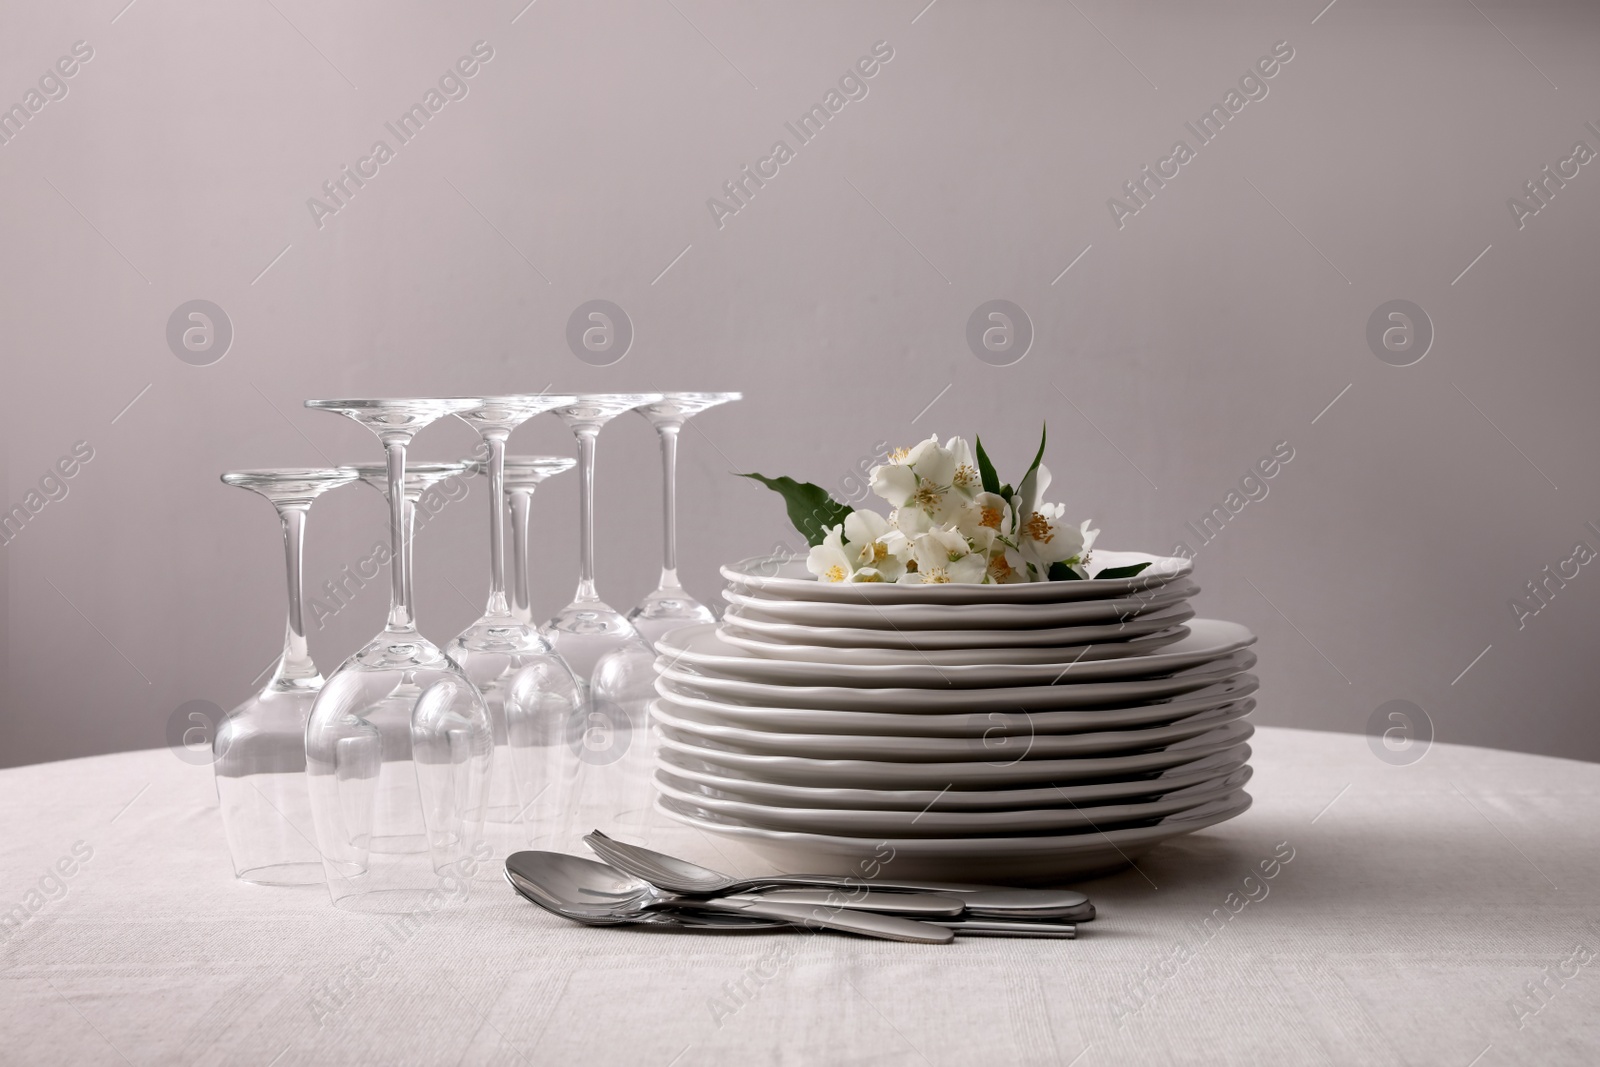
[584,830,1091,917]
[506,850,964,915]
[506,866,1079,938]
[506,852,954,944]
[505,872,786,930]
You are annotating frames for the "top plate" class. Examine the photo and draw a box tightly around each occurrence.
[722,550,1192,604]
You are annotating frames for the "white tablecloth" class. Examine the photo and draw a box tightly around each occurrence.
[2,726,1597,1065]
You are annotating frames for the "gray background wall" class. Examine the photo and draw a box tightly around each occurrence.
[3,0,1598,768]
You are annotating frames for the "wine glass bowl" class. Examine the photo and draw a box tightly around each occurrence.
[215,466,358,886]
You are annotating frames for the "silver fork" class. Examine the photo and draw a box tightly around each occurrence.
[584,830,1093,919]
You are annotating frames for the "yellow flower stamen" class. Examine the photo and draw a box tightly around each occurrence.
[889,446,911,463]
[824,564,847,582]
[913,484,943,510]
[921,567,951,583]
[1024,511,1054,544]
[979,505,1003,530]
[988,554,1015,582]
[953,464,979,490]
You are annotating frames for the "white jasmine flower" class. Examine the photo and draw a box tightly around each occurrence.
[869,461,917,508]
[1018,506,1100,575]
[909,527,988,584]
[945,437,983,500]
[806,523,854,583]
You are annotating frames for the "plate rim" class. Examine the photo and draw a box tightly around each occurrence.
[721,549,1193,603]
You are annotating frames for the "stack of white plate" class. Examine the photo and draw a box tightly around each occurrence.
[650,550,1257,884]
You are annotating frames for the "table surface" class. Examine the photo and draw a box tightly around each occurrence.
[2,726,1598,1066]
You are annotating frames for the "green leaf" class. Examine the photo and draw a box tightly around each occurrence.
[1013,424,1049,524]
[738,473,853,547]
[973,436,1001,496]
[999,483,1014,504]
[1093,562,1152,580]
[1047,561,1083,581]
[1022,423,1048,487]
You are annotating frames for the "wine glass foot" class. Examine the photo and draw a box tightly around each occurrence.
[627,589,717,650]
[545,600,648,684]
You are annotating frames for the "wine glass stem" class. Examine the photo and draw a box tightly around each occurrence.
[574,428,599,604]
[384,435,417,633]
[483,431,511,617]
[508,490,533,624]
[271,501,318,688]
[657,424,682,591]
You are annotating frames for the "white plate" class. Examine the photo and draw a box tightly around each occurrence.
[653,676,1259,737]
[715,618,1193,666]
[722,579,1199,630]
[720,602,1196,652]
[658,791,1254,883]
[657,720,1254,788]
[657,649,1256,711]
[657,620,1255,688]
[658,746,1252,811]
[722,550,1192,604]
[655,766,1252,837]
[651,698,1254,761]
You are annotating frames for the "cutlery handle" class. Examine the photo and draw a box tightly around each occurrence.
[965,903,1095,922]
[734,888,965,916]
[941,921,1077,939]
[762,878,1089,912]
[699,899,954,944]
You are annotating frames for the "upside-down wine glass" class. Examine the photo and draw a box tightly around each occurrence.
[540,394,662,846]
[302,399,492,911]
[543,393,663,687]
[215,467,357,885]
[443,397,583,831]
[627,392,742,649]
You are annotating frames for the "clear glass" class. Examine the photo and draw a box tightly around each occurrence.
[628,392,742,649]
[302,398,493,911]
[544,394,663,692]
[441,398,584,830]
[500,455,576,627]
[215,467,357,886]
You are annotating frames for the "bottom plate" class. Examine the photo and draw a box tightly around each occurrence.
[657,791,1254,884]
